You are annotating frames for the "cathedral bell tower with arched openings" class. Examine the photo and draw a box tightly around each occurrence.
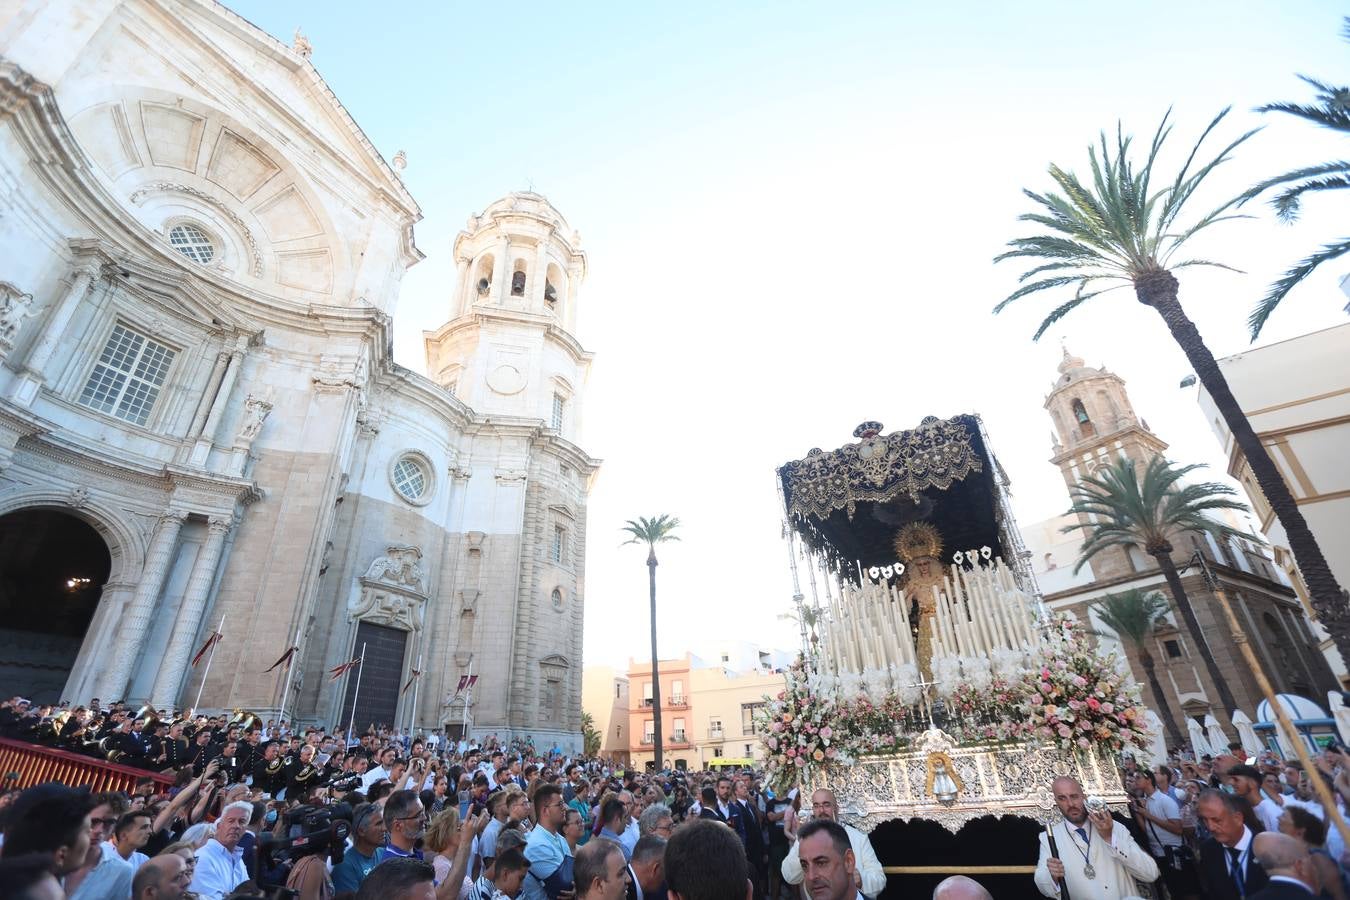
[1045,346,1168,581]
[422,192,596,738]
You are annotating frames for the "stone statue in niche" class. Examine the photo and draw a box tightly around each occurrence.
[0,283,35,351]
[363,545,428,594]
[236,395,273,444]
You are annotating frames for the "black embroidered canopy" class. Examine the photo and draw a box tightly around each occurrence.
[778,414,1011,578]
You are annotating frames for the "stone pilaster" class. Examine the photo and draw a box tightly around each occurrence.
[8,260,100,406]
[97,509,187,700]
[150,516,233,708]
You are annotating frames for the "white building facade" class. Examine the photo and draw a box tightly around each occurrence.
[0,1,596,749]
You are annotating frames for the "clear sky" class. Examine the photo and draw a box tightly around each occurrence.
[231,1,1350,670]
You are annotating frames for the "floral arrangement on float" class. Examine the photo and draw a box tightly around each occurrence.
[760,615,1150,790]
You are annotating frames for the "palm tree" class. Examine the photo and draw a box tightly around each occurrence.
[995,110,1350,667]
[622,514,681,772]
[1238,17,1350,337]
[1091,589,1187,750]
[581,712,601,757]
[1063,455,1253,722]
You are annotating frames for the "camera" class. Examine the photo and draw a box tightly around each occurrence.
[326,772,362,794]
[258,805,351,864]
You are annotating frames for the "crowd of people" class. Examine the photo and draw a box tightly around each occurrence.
[1035,743,1350,899]
[5,695,1350,900]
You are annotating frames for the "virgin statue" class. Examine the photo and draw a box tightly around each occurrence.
[895,522,945,681]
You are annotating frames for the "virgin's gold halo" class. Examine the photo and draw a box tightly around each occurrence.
[894,521,944,563]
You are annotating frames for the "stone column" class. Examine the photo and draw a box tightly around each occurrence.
[190,347,244,466]
[453,256,470,315]
[150,516,233,709]
[96,510,187,700]
[8,261,100,406]
[188,351,231,438]
[492,236,509,304]
[531,238,550,307]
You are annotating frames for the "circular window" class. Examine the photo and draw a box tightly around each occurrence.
[551,588,564,612]
[168,223,216,264]
[390,454,432,504]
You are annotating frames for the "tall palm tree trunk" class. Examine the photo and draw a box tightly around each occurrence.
[647,549,663,772]
[1139,272,1350,663]
[1153,547,1239,721]
[1139,647,1187,750]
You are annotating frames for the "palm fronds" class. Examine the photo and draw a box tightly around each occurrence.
[1061,456,1255,573]
[994,109,1257,340]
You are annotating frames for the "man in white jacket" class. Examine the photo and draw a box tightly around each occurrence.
[1035,777,1159,900]
[780,790,886,899]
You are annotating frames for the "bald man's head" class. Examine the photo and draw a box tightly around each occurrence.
[932,875,993,900]
[1252,832,1311,880]
[133,854,186,900]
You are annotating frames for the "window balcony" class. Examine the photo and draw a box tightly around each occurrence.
[640,736,654,746]
[668,696,688,709]
[672,731,687,743]
[709,728,724,740]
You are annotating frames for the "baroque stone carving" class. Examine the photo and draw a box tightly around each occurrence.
[362,545,428,594]
[129,183,264,276]
[235,395,272,444]
[0,281,35,353]
[352,546,430,631]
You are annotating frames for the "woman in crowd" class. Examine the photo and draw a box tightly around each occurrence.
[1279,805,1349,900]
[426,808,477,900]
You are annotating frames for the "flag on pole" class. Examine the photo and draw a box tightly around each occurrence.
[190,629,223,668]
[263,645,298,674]
[401,669,422,695]
[465,675,479,690]
[329,657,363,681]
[453,675,469,696]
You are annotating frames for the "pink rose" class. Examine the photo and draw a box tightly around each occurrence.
[1057,724,1072,738]
[1101,703,1114,714]
[793,756,805,766]
[1087,697,1101,711]
[771,721,784,733]
[820,726,833,740]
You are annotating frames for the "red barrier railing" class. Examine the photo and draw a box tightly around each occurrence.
[0,738,176,793]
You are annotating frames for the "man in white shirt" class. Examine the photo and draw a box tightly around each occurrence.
[781,790,886,899]
[1035,776,1158,900]
[190,801,250,900]
[111,810,154,870]
[1229,764,1283,834]
[362,746,398,791]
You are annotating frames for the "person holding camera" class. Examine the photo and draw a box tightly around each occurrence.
[1035,776,1158,899]
[1132,770,1200,900]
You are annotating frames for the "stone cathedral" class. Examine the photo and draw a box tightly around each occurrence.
[0,1,595,749]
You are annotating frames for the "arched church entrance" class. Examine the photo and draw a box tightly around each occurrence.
[0,509,111,702]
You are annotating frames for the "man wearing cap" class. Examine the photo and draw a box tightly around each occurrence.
[1229,763,1283,833]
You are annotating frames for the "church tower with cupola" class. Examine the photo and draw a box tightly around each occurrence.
[424,192,591,440]
[1045,346,1168,581]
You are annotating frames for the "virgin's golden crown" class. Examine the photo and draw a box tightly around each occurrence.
[894,522,944,563]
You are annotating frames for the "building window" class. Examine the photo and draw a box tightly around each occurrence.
[552,393,565,430]
[1164,639,1182,658]
[168,223,215,264]
[671,680,684,704]
[552,526,566,564]
[709,717,723,739]
[391,454,430,503]
[741,702,765,734]
[551,587,564,611]
[79,324,176,426]
[615,683,621,699]
[643,720,654,743]
[673,718,686,742]
[643,682,653,705]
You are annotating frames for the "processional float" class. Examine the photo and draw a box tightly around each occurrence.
[767,415,1146,836]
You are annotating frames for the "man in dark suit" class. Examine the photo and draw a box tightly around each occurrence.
[1198,788,1269,900]
[734,778,767,900]
[1248,832,1317,898]
[626,835,667,900]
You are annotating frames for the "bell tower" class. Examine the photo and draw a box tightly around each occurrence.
[1046,346,1168,579]
[423,192,590,436]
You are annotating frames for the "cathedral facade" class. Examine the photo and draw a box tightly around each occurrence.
[0,1,595,749]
